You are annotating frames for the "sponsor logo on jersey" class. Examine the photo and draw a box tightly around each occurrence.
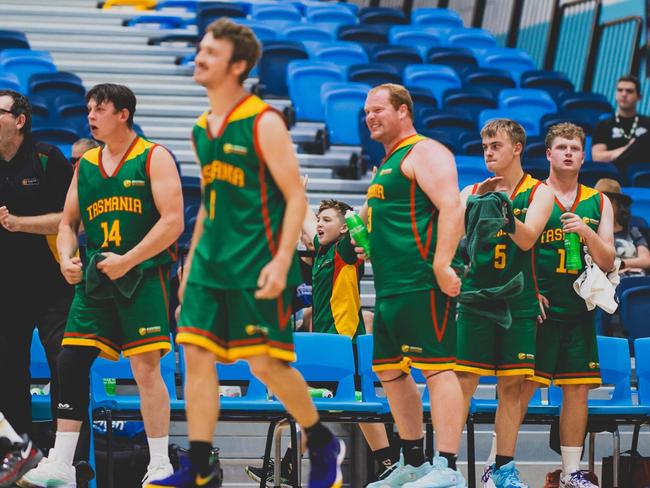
[123,179,146,188]
[513,207,528,216]
[86,196,143,221]
[138,326,162,336]
[380,168,392,176]
[367,184,385,200]
[223,143,248,155]
[202,160,245,187]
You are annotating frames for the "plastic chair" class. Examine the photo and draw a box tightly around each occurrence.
[370,45,422,74]
[403,64,460,107]
[359,7,409,28]
[619,286,650,339]
[419,128,465,154]
[322,81,371,146]
[29,72,85,101]
[479,48,536,83]
[287,61,345,122]
[102,0,156,9]
[444,88,497,121]
[305,6,358,27]
[0,57,56,94]
[540,111,597,136]
[460,135,484,156]
[30,329,52,422]
[0,30,30,51]
[32,126,81,145]
[420,109,475,138]
[521,70,574,103]
[0,73,22,93]
[455,155,486,170]
[411,8,463,29]
[622,187,650,222]
[559,92,613,122]
[427,47,478,74]
[126,15,186,29]
[0,49,52,64]
[624,163,650,188]
[358,109,385,168]
[196,3,247,34]
[578,162,621,187]
[479,109,538,137]
[408,87,438,128]
[463,68,516,97]
[258,40,308,97]
[251,4,302,23]
[232,19,278,43]
[635,338,650,406]
[388,26,442,59]
[312,41,368,68]
[447,27,497,50]
[155,0,199,12]
[284,24,335,44]
[348,63,401,87]
[498,88,556,128]
[338,25,388,53]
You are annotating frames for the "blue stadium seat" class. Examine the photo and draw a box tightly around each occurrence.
[0,30,30,51]
[419,128,464,154]
[338,25,388,53]
[155,0,199,12]
[523,136,546,160]
[578,161,621,187]
[55,95,90,135]
[251,3,302,23]
[455,155,486,170]
[322,81,371,145]
[29,72,85,101]
[348,63,400,87]
[622,187,650,220]
[232,19,278,42]
[624,163,650,188]
[359,7,409,28]
[0,49,52,63]
[411,8,463,29]
[457,164,492,189]
[499,88,556,127]
[284,24,335,43]
[312,41,368,67]
[370,45,421,74]
[358,109,384,167]
[126,15,186,29]
[388,26,442,59]
[521,70,574,103]
[479,109,538,136]
[30,329,52,422]
[0,73,22,93]
[408,86,438,120]
[287,61,345,122]
[460,134,483,156]
[635,338,650,406]
[32,126,81,145]
[619,285,650,339]
[479,48,536,83]
[463,68,516,97]
[305,6,358,27]
[426,47,478,74]
[559,92,613,121]
[197,3,247,34]
[258,40,308,97]
[420,109,475,139]
[540,111,597,136]
[404,64,461,106]
[447,27,497,50]
[444,88,497,120]
[0,51,56,93]
[28,95,49,119]
[522,158,550,180]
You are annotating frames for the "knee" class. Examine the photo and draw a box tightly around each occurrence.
[130,356,162,391]
[58,346,96,378]
[562,384,590,402]
[497,377,525,399]
[249,357,287,383]
[183,345,216,374]
[377,370,407,384]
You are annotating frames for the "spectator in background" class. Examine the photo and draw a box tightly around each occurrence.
[595,178,650,275]
[592,75,650,172]
[0,90,74,436]
[69,138,99,166]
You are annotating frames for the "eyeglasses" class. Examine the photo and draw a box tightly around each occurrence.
[0,108,15,116]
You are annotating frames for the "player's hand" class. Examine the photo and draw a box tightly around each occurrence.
[434,265,461,297]
[561,212,589,238]
[0,206,21,232]
[474,176,504,195]
[255,255,289,299]
[537,294,549,324]
[97,252,133,281]
[61,256,83,284]
[351,237,370,261]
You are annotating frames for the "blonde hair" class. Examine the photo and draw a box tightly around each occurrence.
[480,118,526,149]
[368,83,413,119]
[544,122,585,149]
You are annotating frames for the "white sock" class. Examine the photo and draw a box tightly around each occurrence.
[52,431,80,466]
[486,433,497,466]
[0,412,23,444]
[148,436,170,464]
[561,446,582,475]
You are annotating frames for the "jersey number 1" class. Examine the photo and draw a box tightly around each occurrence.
[100,220,122,248]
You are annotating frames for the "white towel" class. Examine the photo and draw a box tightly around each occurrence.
[572,252,620,314]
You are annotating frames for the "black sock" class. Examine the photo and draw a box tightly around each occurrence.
[401,438,425,467]
[281,446,294,475]
[439,451,457,470]
[495,455,514,470]
[190,441,213,476]
[305,421,333,450]
[373,446,398,472]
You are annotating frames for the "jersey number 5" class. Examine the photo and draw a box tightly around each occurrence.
[494,244,506,269]
[100,220,122,248]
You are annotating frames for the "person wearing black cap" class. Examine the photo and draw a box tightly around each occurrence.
[0,89,73,436]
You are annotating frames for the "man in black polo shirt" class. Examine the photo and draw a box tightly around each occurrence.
[592,74,650,172]
[0,89,73,436]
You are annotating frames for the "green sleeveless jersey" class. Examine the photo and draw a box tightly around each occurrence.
[312,234,365,339]
[463,173,542,318]
[537,184,603,318]
[367,134,444,298]
[77,137,176,273]
[188,95,301,289]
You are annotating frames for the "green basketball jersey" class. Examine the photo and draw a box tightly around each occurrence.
[367,134,446,298]
[188,95,301,289]
[77,137,176,273]
[537,184,603,318]
[463,173,542,318]
[312,234,365,339]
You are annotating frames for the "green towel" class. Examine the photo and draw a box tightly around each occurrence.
[464,191,515,266]
[86,253,143,300]
[458,273,524,329]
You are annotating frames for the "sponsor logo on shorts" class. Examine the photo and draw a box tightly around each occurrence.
[246,324,269,336]
[22,177,40,186]
[138,326,162,336]
[401,344,422,354]
[518,353,535,360]
[58,403,72,410]
[223,143,248,155]
[123,179,146,188]
[589,361,599,369]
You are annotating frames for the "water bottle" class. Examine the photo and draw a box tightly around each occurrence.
[564,232,582,270]
[308,388,333,398]
[345,210,371,259]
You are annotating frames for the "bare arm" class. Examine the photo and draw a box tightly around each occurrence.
[591,140,635,163]
[256,110,305,298]
[623,245,650,270]
[509,183,554,251]
[97,146,184,280]
[407,140,463,296]
[57,170,83,284]
[0,210,62,234]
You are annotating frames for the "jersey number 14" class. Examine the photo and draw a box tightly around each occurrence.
[100,220,122,248]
